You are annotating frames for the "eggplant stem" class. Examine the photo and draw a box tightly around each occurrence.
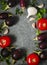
[33,50,41,55]
[4,5,10,11]
[33,37,38,40]
[2,22,8,28]
[12,59,16,65]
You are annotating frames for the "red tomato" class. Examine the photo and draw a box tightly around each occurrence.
[26,53,40,65]
[36,18,47,31]
[0,36,11,48]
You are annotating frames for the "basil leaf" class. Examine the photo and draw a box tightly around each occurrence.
[36,13,42,20]
[0,0,7,10]
[15,8,23,15]
[6,57,11,65]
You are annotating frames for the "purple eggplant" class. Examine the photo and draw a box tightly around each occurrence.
[34,32,47,41]
[39,51,47,60]
[5,16,16,26]
[7,0,19,7]
[39,40,47,49]
[0,12,8,19]
[1,48,10,57]
[12,48,26,60]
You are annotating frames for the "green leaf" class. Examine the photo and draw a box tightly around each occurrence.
[40,8,46,14]
[36,30,41,35]
[6,60,11,65]
[1,3,7,10]
[0,55,4,62]
[36,13,42,20]
[15,8,23,15]
[22,57,26,63]
[19,10,23,15]
[15,8,20,14]
[0,0,7,10]
[6,58,11,65]
[31,0,36,6]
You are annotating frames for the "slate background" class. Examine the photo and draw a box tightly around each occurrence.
[0,0,47,65]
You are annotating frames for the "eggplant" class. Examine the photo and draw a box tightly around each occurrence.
[1,48,10,57]
[39,51,47,60]
[0,12,8,19]
[5,16,17,26]
[7,0,19,7]
[12,48,26,60]
[34,32,47,41]
[39,40,47,49]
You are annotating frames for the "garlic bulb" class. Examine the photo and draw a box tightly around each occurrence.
[27,7,37,18]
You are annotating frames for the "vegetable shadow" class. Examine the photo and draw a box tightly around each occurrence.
[8,34,17,44]
[25,0,31,8]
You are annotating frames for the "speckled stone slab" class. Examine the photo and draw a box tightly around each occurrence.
[0,0,47,65]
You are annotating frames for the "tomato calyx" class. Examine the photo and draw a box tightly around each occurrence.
[0,39,6,45]
[32,58,37,63]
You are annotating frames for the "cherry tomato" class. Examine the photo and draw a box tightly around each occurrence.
[0,36,11,48]
[26,53,40,65]
[36,18,47,31]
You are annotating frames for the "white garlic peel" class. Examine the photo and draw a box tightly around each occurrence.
[32,23,35,28]
[29,17,35,22]
[3,28,9,35]
[37,3,44,8]
[27,7,37,18]
[3,29,8,35]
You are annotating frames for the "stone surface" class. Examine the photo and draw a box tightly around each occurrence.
[0,0,47,65]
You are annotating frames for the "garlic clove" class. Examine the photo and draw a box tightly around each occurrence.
[2,27,9,35]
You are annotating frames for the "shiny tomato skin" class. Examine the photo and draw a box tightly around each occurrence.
[0,36,11,48]
[26,53,40,65]
[36,18,47,31]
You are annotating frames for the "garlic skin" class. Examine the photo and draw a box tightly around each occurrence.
[2,28,9,35]
[27,7,37,18]
[37,3,44,8]
[32,23,36,28]
[3,29,9,35]
[29,17,35,22]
